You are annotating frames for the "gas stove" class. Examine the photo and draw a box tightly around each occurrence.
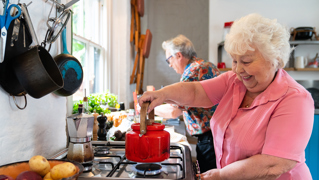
[50,141,196,180]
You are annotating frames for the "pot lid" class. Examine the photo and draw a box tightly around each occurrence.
[131,123,165,131]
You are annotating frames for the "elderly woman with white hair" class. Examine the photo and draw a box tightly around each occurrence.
[138,13,314,179]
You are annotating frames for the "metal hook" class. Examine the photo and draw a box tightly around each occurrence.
[46,0,64,11]
[47,0,55,19]
[26,1,32,7]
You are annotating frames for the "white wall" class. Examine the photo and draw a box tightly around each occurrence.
[209,0,319,80]
[109,0,132,109]
[0,0,67,165]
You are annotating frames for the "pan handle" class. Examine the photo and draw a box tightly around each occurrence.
[20,3,39,46]
[12,94,27,110]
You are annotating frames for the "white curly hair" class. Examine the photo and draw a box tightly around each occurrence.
[224,13,292,69]
[162,35,197,59]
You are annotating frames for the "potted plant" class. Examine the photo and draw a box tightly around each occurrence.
[72,91,118,114]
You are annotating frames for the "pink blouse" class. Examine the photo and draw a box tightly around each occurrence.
[200,69,314,179]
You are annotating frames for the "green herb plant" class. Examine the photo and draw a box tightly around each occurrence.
[73,91,118,114]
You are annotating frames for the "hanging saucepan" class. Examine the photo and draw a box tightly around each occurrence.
[53,27,83,96]
[11,3,63,99]
[125,102,170,162]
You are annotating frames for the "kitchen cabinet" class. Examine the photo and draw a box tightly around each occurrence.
[217,41,319,71]
[305,113,319,179]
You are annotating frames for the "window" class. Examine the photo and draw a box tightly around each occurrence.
[71,0,109,101]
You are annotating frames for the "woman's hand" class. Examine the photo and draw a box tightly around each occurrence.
[138,81,212,113]
[138,90,166,113]
[197,169,221,180]
[197,154,296,180]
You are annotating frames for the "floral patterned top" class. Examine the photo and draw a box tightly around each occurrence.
[179,57,220,135]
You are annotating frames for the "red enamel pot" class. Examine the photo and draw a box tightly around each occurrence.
[125,102,170,162]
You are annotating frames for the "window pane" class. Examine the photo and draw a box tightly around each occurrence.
[72,39,86,101]
[93,48,101,93]
[71,0,106,100]
[72,0,101,44]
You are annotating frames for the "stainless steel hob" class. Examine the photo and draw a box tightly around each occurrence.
[50,141,196,180]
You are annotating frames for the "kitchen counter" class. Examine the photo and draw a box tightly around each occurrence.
[163,118,186,136]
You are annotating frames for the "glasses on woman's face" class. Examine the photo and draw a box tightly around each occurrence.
[165,55,173,65]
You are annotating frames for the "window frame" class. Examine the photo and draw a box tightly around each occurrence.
[66,0,111,114]
[71,0,111,97]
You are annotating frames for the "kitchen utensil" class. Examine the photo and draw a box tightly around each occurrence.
[143,29,152,58]
[126,102,170,162]
[0,3,34,110]
[51,142,195,179]
[92,110,99,141]
[43,8,71,49]
[307,88,319,109]
[10,18,20,46]
[290,27,314,41]
[20,3,38,46]
[0,15,31,97]
[307,59,318,68]
[47,0,79,13]
[11,3,63,99]
[0,159,83,180]
[0,0,21,63]
[54,28,83,96]
[137,0,144,17]
[218,62,226,68]
[12,45,64,98]
[294,56,308,69]
[97,112,107,140]
[66,104,94,165]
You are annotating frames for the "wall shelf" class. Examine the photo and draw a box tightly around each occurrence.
[219,68,231,71]
[289,40,319,45]
[219,68,319,72]
[284,68,295,71]
[295,68,319,71]
[218,40,319,70]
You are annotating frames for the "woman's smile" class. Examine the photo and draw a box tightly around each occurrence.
[242,75,252,81]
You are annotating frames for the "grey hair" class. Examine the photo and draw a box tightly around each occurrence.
[162,35,197,59]
[224,13,292,69]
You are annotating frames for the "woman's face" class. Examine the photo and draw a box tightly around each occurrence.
[231,48,277,94]
[165,51,184,74]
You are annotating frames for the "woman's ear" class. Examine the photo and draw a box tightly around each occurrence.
[175,52,183,60]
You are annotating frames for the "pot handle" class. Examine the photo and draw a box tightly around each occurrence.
[11,94,27,110]
[20,3,39,46]
[139,102,155,135]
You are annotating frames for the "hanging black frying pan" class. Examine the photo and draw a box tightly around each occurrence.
[53,28,83,96]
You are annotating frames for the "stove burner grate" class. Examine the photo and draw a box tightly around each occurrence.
[135,163,162,176]
[94,146,110,155]
[82,163,93,172]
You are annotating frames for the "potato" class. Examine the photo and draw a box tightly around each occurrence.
[0,175,15,180]
[50,162,77,180]
[16,171,42,180]
[29,155,50,177]
[43,172,53,180]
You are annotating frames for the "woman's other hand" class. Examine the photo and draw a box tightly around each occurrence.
[197,169,221,180]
